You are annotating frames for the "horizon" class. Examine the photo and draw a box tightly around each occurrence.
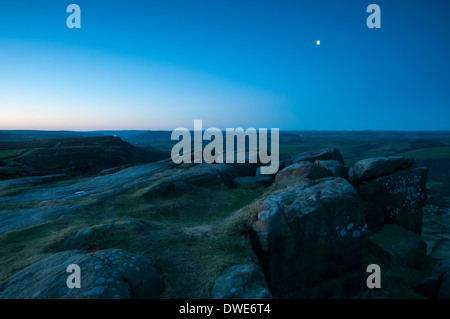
[1,1,450,131]
[3,129,450,133]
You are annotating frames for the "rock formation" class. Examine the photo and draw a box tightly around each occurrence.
[0,249,164,299]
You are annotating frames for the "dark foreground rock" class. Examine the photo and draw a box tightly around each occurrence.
[250,177,367,295]
[211,264,272,299]
[0,249,164,299]
[368,224,426,267]
[0,167,20,178]
[358,167,427,234]
[211,164,241,187]
[413,260,450,299]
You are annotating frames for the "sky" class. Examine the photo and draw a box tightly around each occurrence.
[0,0,449,131]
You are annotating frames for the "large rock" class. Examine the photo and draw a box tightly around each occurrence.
[211,264,272,299]
[350,157,414,183]
[143,180,194,198]
[0,249,164,299]
[362,201,385,231]
[59,221,145,250]
[413,260,450,299]
[0,166,20,178]
[143,163,225,198]
[315,160,349,179]
[172,164,224,187]
[274,162,329,189]
[358,167,427,234]
[292,148,344,165]
[98,164,134,176]
[225,151,263,177]
[250,177,367,295]
[210,164,241,187]
[439,271,450,299]
[367,224,426,268]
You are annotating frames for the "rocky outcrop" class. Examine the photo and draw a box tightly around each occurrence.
[58,221,146,250]
[210,164,241,187]
[211,264,272,299]
[143,161,273,197]
[273,162,329,189]
[413,260,450,299]
[315,160,349,179]
[292,148,344,165]
[143,180,194,198]
[362,201,385,231]
[172,164,225,187]
[98,164,134,176]
[351,157,427,234]
[350,157,414,184]
[0,249,164,299]
[0,167,21,178]
[143,164,225,198]
[249,177,367,295]
[368,224,426,267]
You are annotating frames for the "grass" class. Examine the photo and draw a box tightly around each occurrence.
[0,184,265,298]
[396,146,450,160]
[0,149,26,159]
[0,202,40,211]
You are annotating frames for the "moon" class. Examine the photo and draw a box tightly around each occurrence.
[316,40,320,45]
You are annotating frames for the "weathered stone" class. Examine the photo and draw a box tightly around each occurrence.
[0,166,20,177]
[413,260,450,298]
[178,163,198,169]
[358,167,427,234]
[368,224,426,267]
[59,220,146,250]
[362,201,385,231]
[256,161,286,178]
[93,249,163,299]
[274,162,329,189]
[210,164,241,187]
[0,249,164,299]
[98,164,134,176]
[143,163,230,198]
[143,180,189,198]
[171,164,224,187]
[211,264,272,299]
[315,160,349,179]
[350,157,414,183]
[438,271,450,299]
[250,177,367,295]
[225,152,263,177]
[292,148,344,165]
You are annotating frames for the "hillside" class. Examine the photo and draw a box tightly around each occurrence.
[0,136,166,178]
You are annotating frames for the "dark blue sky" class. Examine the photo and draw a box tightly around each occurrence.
[0,0,449,130]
